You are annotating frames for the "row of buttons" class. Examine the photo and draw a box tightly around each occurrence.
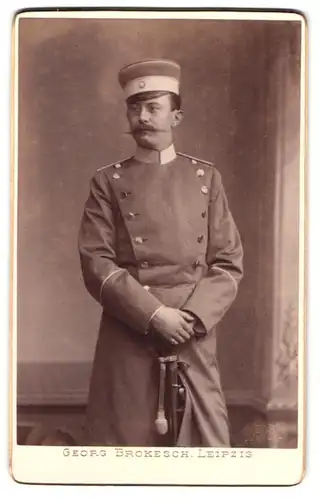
[128,210,205,220]
[112,161,207,276]
[120,187,208,197]
[120,186,208,196]
[112,163,209,197]
[141,256,202,292]
[112,163,122,179]
[134,234,204,245]
[118,160,203,175]
[140,259,203,275]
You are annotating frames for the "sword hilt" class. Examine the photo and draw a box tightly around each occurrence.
[155,355,178,435]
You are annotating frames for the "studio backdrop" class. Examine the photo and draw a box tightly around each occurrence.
[16,17,301,447]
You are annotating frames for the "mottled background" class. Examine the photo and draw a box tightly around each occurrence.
[16,17,302,447]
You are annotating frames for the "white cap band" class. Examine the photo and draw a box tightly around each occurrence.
[124,75,179,98]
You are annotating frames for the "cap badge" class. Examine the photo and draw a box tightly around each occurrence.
[139,80,146,89]
[196,168,205,177]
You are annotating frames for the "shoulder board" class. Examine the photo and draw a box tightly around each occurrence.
[177,152,214,166]
[97,157,132,172]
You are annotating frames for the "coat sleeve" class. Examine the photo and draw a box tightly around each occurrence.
[182,168,243,334]
[78,171,164,334]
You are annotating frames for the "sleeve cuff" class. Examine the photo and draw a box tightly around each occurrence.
[144,305,166,335]
[99,269,125,304]
[181,309,207,336]
[100,270,164,335]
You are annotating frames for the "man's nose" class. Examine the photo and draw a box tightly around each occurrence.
[139,108,150,123]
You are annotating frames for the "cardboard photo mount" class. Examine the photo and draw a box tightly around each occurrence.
[10,8,307,486]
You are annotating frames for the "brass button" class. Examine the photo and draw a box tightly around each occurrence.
[134,236,144,244]
[196,168,204,177]
[201,211,207,218]
[201,186,208,195]
[114,163,122,169]
[143,285,150,291]
[194,259,201,268]
[178,387,186,396]
[191,159,198,165]
[197,235,204,243]
[128,212,136,219]
[140,261,149,269]
[120,191,130,199]
[112,173,120,180]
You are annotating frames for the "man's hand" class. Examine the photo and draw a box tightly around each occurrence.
[150,307,196,345]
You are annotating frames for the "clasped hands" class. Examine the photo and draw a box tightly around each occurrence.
[150,306,197,345]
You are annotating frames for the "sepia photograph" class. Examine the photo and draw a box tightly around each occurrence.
[10,9,306,485]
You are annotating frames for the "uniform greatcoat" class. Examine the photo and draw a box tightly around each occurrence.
[78,146,243,447]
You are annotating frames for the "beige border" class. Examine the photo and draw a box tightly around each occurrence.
[10,10,19,471]
[10,9,307,486]
[15,10,304,21]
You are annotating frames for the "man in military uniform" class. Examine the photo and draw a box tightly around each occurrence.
[78,59,243,447]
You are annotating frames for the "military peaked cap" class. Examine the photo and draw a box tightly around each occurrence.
[118,59,181,98]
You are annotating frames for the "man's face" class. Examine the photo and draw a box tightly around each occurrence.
[126,93,181,150]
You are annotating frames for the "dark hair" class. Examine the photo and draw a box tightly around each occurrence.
[170,92,181,111]
[126,91,182,111]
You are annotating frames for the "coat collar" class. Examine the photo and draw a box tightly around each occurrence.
[134,144,176,165]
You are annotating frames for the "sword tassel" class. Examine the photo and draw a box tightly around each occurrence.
[155,357,168,435]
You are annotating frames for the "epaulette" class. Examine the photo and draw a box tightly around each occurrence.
[177,152,214,167]
[97,157,132,172]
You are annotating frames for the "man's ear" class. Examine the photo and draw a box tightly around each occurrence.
[172,109,184,128]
